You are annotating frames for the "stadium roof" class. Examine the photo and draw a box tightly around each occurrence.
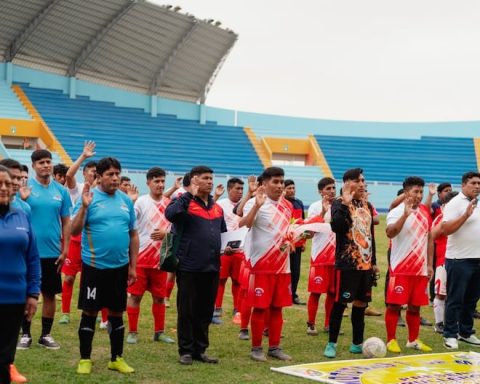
[0,0,238,102]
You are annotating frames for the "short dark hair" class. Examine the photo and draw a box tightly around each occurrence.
[83,161,96,172]
[120,176,131,183]
[284,179,295,187]
[318,177,335,191]
[227,177,243,189]
[182,172,191,187]
[257,175,263,184]
[31,149,52,163]
[462,171,480,184]
[0,164,12,177]
[444,191,458,204]
[21,165,28,173]
[96,157,121,176]
[146,167,166,180]
[0,158,22,172]
[397,188,404,196]
[343,168,363,182]
[261,167,284,181]
[53,163,68,176]
[190,165,213,177]
[437,182,451,193]
[403,176,425,190]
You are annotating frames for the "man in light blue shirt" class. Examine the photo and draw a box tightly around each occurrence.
[0,159,31,219]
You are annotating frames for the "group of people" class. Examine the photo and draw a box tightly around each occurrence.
[1,139,480,383]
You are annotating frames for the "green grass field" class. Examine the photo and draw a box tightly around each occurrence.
[14,216,474,383]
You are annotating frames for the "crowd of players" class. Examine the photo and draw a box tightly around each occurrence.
[1,139,480,383]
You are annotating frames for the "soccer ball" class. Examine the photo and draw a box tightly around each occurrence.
[362,337,387,358]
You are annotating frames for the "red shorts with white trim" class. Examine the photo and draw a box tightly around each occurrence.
[219,252,243,281]
[308,265,335,294]
[434,265,447,296]
[246,273,292,309]
[127,267,167,298]
[62,235,82,276]
[386,274,429,306]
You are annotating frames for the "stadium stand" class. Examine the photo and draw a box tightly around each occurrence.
[315,135,477,183]
[18,83,264,176]
[0,80,31,120]
[282,165,324,180]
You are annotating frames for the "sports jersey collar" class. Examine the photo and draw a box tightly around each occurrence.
[31,177,52,188]
[459,191,472,201]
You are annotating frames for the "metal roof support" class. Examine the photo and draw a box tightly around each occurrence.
[199,34,238,104]
[67,0,139,77]
[4,0,62,62]
[149,21,199,94]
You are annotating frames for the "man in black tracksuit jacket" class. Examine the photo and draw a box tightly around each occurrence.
[165,166,227,365]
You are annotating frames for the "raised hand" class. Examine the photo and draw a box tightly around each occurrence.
[321,199,331,216]
[127,184,139,202]
[404,194,415,216]
[248,175,258,194]
[82,183,93,208]
[341,183,355,205]
[255,185,267,207]
[190,176,199,196]
[174,176,183,190]
[428,183,437,196]
[464,198,477,218]
[215,184,225,198]
[19,185,31,201]
[82,140,96,158]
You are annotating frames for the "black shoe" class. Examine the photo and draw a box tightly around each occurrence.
[474,311,480,319]
[193,353,218,364]
[420,317,433,326]
[179,354,193,365]
[293,297,305,305]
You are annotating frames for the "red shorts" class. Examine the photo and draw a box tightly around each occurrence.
[239,260,250,290]
[219,252,243,281]
[128,267,167,298]
[247,273,292,309]
[386,274,429,307]
[62,235,82,276]
[308,265,335,294]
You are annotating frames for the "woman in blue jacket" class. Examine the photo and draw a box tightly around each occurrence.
[0,165,41,384]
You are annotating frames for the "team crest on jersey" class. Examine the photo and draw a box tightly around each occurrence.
[314,276,323,284]
[255,288,264,297]
[395,285,404,294]
[342,291,351,299]
[53,195,62,201]
[16,226,27,231]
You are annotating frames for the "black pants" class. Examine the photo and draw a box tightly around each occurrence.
[176,271,219,356]
[0,304,24,384]
[290,247,302,299]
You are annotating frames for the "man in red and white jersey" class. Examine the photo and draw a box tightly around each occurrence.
[126,167,175,345]
[215,178,245,325]
[385,176,434,353]
[306,177,336,335]
[240,167,293,362]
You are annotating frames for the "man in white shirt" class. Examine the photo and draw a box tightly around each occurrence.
[442,171,480,349]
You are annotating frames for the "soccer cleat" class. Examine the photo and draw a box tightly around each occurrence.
[232,312,241,325]
[459,334,480,346]
[213,308,222,317]
[387,339,402,353]
[108,357,134,373]
[434,322,444,334]
[268,348,292,361]
[58,313,70,324]
[9,364,27,383]
[76,359,93,374]
[99,320,108,330]
[126,332,138,344]
[444,337,459,349]
[307,323,318,336]
[16,334,32,350]
[153,332,175,344]
[324,342,337,358]
[238,329,250,340]
[406,339,432,352]
[211,316,223,325]
[250,347,267,362]
[38,334,60,350]
[349,343,363,354]
[474,310,480,319]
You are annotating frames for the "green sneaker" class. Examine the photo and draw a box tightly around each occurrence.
[153,332,175,344]
[126,332,138,344]
[349,343,363,354]
[77,359,92,374]
[107,357,134,374]
[59,314,70,324]
[324,342,337,358]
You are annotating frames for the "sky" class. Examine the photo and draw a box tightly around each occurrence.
[153,0,480,122]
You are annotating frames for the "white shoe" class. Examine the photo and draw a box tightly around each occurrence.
[99,321,108,330]
[444,337,459,349]
[459,334,480,346]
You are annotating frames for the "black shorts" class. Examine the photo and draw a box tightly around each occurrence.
[78,263,128,313]
[334,269,373,304]
[40,258,62,295]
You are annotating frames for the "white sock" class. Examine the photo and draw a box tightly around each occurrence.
[433,297,445,324]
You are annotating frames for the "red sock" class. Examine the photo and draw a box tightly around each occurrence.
[232,282,240,311]
[215,279,227,309]
[385,307,400,341]
[406,310,420,342]
[152,302,166,333]
[127,306,140,333]
[166,280,175,299]
[61,280,73,314]
[268,307,283,348]
[240,294,252,329]
[324,294,334,328]
[251,308,265,348]
[101,308,108,323]
[307,293,320,325]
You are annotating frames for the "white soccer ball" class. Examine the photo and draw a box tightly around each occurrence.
[362,337,387,358]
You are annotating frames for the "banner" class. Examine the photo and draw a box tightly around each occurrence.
[271,352,480,383]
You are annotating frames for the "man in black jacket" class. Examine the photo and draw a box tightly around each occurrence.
[165,165,227,365]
